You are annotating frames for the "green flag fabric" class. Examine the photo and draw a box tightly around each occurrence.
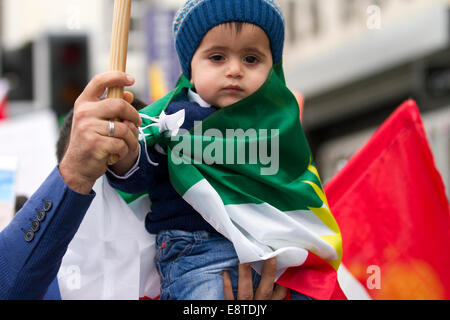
[136,62,343,299]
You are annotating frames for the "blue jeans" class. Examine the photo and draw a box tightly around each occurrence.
[155,230,314,300]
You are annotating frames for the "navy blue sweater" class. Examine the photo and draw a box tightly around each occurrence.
[106,94,219,235]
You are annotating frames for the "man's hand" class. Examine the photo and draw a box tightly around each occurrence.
[59,71,141,194]
[223,257,288,300]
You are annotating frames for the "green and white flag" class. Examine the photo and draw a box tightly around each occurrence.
[139,63,343,299]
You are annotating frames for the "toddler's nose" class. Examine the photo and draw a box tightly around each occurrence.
[225,59,243,78]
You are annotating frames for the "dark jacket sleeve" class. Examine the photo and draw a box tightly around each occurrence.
[106,141,166,194]
[0,167,95,299]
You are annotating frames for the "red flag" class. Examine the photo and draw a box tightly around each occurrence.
[325,100,450,299]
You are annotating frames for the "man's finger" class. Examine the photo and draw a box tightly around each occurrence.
[85,134,129,163]
[254,257,277,300]
[223,271,235,300]
[117,122,139,154]
[96,120,139,154]
[237,263,253,300]
[271,284,288,300]
[79,72,135,102]
[124,91,134,104]
[123,120,140,140]
[85,98,141,127]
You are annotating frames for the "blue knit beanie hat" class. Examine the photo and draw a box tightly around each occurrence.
[173,0,285,79]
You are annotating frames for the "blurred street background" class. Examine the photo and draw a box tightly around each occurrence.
[0,0,449,227]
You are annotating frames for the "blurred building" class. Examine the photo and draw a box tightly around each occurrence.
[0,0,154,116]
[0,0,156,199]
[279,0,450,198]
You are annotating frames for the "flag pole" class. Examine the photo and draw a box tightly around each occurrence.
[107,0,132,165]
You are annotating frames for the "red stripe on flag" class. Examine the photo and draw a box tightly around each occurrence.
[277,252,346,300]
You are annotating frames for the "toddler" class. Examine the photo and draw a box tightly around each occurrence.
[107,0,316,300]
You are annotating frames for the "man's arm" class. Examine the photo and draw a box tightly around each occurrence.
[0,168,95,299]
[0,72,141,299]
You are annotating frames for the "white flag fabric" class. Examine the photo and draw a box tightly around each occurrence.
[57,176,161,300]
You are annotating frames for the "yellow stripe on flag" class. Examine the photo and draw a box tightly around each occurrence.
[302,158,343,269]
[319,234,343,270]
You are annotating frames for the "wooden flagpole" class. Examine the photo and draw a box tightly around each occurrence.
[107,0,132,165]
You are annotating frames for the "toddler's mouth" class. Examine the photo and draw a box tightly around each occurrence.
[224,85,243,91]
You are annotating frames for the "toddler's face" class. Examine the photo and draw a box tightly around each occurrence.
[190,23,273,108]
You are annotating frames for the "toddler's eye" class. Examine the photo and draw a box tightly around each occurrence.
[209,55,224,62]
[244,56,259,64]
